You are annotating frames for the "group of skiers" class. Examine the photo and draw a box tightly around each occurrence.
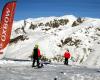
[32,44,71,68]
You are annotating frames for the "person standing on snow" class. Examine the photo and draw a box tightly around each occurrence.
[64,49,71,65]
[32,44,41,68]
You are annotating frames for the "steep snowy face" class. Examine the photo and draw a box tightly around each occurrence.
[4,15,100,66]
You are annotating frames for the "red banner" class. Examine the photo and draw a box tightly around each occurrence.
[0,1,16,52]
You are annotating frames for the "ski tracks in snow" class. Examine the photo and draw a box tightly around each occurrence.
[0,62,100,80]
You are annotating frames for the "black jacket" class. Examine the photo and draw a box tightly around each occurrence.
[33,48,38,58]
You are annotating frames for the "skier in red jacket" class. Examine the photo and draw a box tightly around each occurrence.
[32,44,41,68]
[64,49,71,65]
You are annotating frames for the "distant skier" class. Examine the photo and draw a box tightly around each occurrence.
[32,44,41,68]
[64,49,71,65]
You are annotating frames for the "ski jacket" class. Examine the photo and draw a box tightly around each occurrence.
[64,52,71,59]
[38,49,41,57]
[33,48,41,58]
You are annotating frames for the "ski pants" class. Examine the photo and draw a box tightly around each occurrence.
[64,58,68,65]
[32,57,39,67]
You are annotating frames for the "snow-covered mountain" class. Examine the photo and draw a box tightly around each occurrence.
[4,15,100,66]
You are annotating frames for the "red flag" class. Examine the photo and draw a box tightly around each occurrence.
[0,1,16,53]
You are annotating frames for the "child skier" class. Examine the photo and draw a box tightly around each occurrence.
[64,49,71,65]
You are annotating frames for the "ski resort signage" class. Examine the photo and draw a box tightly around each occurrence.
[0,1,16,54]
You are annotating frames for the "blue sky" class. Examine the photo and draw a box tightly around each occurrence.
[0,0,100,20]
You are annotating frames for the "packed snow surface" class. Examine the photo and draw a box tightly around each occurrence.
[0,60,100,80]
